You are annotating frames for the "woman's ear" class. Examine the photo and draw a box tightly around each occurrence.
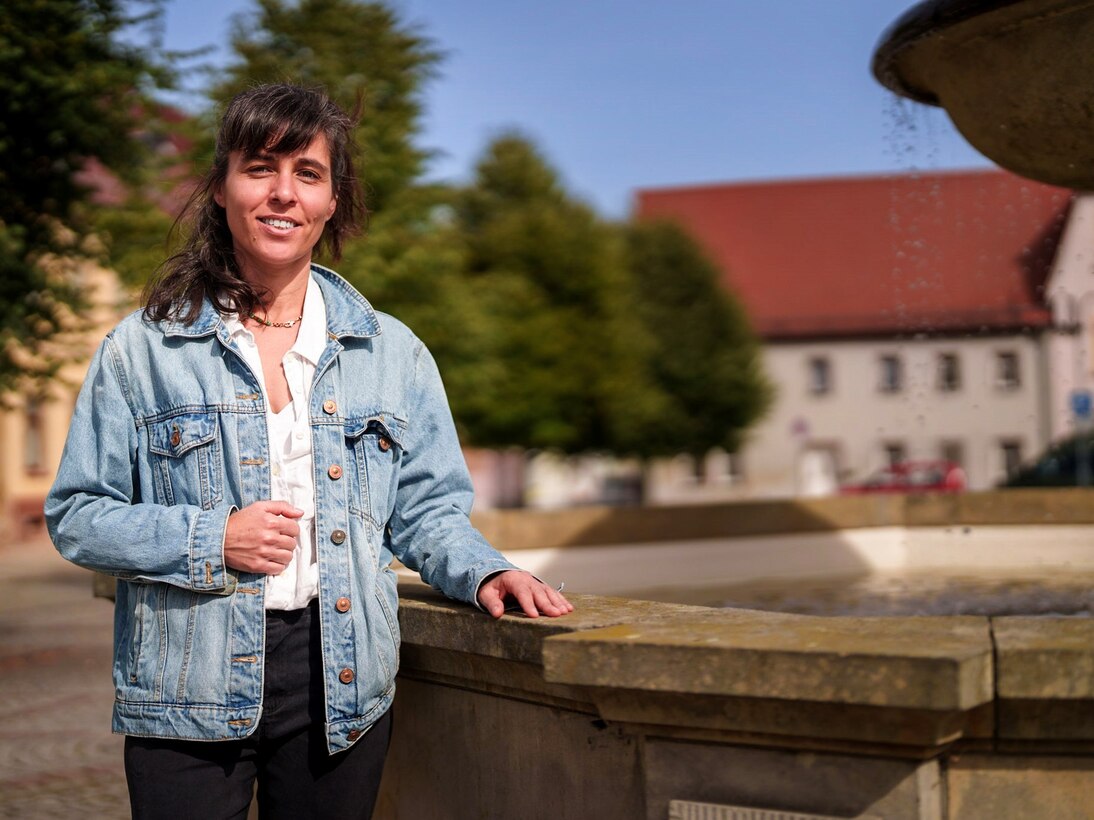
[326,197,337,221]
[213,185,225,208]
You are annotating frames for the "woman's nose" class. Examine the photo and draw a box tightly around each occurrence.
[269,171,297,204]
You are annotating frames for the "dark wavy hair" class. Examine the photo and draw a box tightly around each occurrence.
[143,84,365,323]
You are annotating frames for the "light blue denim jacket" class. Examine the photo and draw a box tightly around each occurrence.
[45,264,518,753]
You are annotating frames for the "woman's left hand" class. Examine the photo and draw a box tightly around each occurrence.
[477,571,574,619]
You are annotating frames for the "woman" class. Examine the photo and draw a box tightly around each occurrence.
[45,84,571,820]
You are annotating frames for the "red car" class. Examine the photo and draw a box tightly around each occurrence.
[840,460,966,494]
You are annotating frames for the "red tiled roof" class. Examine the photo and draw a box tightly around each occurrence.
[635,170,1072,339]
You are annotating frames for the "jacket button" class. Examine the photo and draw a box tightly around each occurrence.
[378,437,391,452]
[328,464,343,480]
[347,729,361,742]
[170,428,181,447]
[330,529,347,545]
[322,399,338,415]
[339,667,355,684]
[335,597,351,613]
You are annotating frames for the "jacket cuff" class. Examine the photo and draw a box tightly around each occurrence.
[189,505,238,594]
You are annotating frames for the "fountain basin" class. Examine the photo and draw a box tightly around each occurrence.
[385,571,1094,817]
[462,490,1094,611]
[873,0,1094,189]
[94,491,1094,815]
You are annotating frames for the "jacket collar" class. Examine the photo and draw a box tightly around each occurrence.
[161,264,383,341]
[220,274,330,367]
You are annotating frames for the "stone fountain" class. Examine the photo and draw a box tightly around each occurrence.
[372,8,1094,818]
[377,493,1094,820]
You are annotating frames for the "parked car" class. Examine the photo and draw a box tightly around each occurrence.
[1004,431,1094,487]
[840,460,966,495]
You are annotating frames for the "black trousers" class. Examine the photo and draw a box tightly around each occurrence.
[124,601,392,820]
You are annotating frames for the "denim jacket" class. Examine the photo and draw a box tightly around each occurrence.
[45,264,518,753]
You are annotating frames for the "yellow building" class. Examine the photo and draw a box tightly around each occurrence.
[1,262,130,540]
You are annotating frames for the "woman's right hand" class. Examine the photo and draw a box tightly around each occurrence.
[224,501,303,575]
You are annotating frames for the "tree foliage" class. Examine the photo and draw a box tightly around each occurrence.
[90,191,178,290]
[21,0,770,466]
[0,0,170,391]
[348,134,771,462]
[442,134,668,453]
[206,0,440,212]
[623,220,773,457]
[90,0,440,298]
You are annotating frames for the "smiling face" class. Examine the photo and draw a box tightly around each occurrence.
[214,133,338,284]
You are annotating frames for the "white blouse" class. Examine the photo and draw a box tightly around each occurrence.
[223,275,327,610]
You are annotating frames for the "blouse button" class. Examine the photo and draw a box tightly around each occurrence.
[347,729,362,742]
[335,597,351,613]
[378,437,391,452]
[170,428,181,447]
[328,464,343,480]
[339,667,355,684]
[330,529,347,545]
[322,399,337,415]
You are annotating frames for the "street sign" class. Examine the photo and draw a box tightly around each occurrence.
[1071,389,1093,420]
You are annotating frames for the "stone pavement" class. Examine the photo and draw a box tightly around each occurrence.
[0,537,129,819]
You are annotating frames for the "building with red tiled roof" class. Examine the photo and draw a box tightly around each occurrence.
[638,170,1069,339]
[636,170,1094,498]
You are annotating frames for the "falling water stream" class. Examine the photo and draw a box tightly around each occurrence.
[688,96,1094,620]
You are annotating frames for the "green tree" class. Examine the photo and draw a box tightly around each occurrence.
[205,0,490,425]
[0,0,171,391]
[336,184,496,417]
[448,134,667,453]
[207,0,440,212]
[623,220,772,460]
[90,0,441,296]
[90,192,178,291]
[198,0,449,386]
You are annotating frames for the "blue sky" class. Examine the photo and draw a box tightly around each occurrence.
[157,0,990,216]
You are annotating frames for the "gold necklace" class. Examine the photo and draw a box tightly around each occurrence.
[248,312,303,328]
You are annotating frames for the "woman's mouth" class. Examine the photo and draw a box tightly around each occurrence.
[258,217,298,230]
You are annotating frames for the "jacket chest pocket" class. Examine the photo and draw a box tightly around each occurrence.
[148,412,223,509]
[345,414,406,530]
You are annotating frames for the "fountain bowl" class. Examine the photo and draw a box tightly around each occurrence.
[873,0,1094,189]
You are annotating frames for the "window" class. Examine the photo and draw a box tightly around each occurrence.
[690,453,705,483]
[878,354,903,393]
[24,397,45,475]
[937,353,961,392]
[704,449,743,484]
[995,351,1021,390]
[883,442,907,467]
[726,451,744,483]
[940,440,965,468]
[1000,440,1023,478]
[671,453,699,485]
[807,356,831,395]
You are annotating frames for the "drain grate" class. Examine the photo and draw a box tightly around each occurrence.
[668,801,879,820]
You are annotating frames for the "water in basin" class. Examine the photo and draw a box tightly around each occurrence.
[638,569,1094,617]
